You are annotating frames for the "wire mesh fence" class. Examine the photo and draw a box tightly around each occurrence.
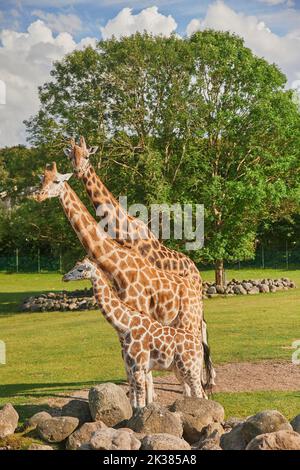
[0,244,299,273]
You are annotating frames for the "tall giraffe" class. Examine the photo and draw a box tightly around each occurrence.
[64,137,201,286]
[64,137,215,384]
[63,258,206,410]
[31,163,214,392]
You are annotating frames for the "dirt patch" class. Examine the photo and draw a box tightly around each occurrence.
[44,360,300,410]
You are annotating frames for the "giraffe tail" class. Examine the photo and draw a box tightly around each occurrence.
[202,320,216,393]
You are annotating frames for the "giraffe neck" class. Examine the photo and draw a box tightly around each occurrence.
[81,164,150,243]
[82,165,126,219]
[59,182,126,274]
[91,273,133,333]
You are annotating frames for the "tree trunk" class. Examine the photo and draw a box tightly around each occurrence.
[215,259,225,287]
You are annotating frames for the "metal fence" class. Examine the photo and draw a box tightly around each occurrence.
[1,245,300,273]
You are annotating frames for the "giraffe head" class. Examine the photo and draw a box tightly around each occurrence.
[63,257,97,282]
[64,136,98,178]
[31,162,72,202]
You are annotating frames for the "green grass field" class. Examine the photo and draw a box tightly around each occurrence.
[0,268,300,422]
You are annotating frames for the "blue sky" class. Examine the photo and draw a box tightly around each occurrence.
[1,0,300,39]
[1,0,300,146]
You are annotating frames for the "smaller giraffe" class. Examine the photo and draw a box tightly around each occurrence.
[63,258,206,410]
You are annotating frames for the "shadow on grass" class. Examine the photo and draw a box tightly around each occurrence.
[0,379,127,399]
[0,290,74,316]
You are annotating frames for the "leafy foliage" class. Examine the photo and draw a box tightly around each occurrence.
[1,31,300,279]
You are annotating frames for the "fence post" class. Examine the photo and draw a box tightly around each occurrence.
[37,248,41,273]
[15,248,19,273]
[261,245,265,269]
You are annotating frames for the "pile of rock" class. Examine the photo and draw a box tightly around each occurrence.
[203,277,296,299]
[21,288,97,312]
[1,383,300,451]
[20,277,297,312]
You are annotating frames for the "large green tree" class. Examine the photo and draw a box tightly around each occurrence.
[23,31,300,284]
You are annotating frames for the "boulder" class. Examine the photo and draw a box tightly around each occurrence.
[61,399,92,425]
[259,284,269,293]
[127,403,183,438]
[37,416,79,443]
[90,428,141,450]
[28,444,54,450]
[246,430,300,450]
[66,421,107,450]
[242,410,292,443]
[248,287,260,295]
[223,417,244,431]
[220,423,247,450]
[197,437,223,450]
[195,422,224,448]
[207,286,217,295]
[0,404,19,439]
[141,433,191,450]
[169,398,224,443]
[233,285,247,295]
[291,415,300,433]
[89,383,132,427]
[25,411,52,430]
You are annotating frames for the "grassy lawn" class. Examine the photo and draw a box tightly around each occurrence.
[0,268,299,421]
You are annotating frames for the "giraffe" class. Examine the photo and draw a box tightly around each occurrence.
[64,137,202,285]
[63,258,206,410]
[31,162,214,394]
[64,137,215,384]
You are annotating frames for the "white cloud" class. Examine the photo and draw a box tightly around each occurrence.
[186,1,300,87]
[0,20,97,147]
[258,0,294,5]
[100,6,177,40]
[31,10,83,34]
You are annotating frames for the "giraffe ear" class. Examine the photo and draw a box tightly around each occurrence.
[88,146,98,155]
[63,147,72,159]
[56,172,73,183]
[80,136,87,151]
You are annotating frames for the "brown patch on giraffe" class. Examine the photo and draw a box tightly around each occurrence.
[130,316,141,328]
[129,342,140,356]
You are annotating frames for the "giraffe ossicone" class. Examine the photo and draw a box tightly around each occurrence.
[63,257,207,410]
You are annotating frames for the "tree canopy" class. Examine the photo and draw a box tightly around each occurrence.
[1,30,299,282]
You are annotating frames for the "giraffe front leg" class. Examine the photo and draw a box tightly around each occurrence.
[132,369,146,412]
[146,371,154,405]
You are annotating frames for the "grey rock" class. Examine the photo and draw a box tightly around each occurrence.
[127,403,183,438]
[37,416,79,443]
[25,411,52,430]
[28,444,54,450]
[290,414,300,433]
[0,403,19,439]
[246,430,300,450]
[89,383,132,427]
[169,398,224,444]
[90,428,141,450]
[66,421,107,450]
[141,433,191,450]
[207,286,217,295]
[220,423,247,450]
[248,287,260,295]
[233,285,247,295]
[61,399,92,425]
[242,410,292,444]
